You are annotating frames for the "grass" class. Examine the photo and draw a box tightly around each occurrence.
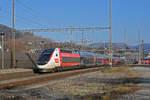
[103,66,141,78]
[48,65,141,99]
[103,66,131,73]
[103,84,140,100]
[102,66,141,100]
[113,84,140,94]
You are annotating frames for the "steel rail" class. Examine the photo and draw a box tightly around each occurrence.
[0,67,104,90]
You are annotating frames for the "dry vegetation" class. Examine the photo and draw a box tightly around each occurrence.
[102,66,141,100]
[112,84,139,94]
[103,66,131,73]
[103,84,140,100]
[103,66,141,78]
[46,66,141,100]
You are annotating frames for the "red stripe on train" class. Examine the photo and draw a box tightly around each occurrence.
[61,53,80,58]
[61,62,79,66]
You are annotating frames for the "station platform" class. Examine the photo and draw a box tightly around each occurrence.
[0,68,33,74]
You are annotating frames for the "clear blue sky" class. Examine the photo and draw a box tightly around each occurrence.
[0,0,150,45]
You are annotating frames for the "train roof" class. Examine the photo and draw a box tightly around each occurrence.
[43,48,113,58]
[79,51,96,56]
[145,57,150,60]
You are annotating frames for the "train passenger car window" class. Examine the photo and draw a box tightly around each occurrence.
[80,51,87,56]
[60,49,72,53]
[72,50,79,54]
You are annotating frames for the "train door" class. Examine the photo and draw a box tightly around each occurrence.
[53,48,60,67]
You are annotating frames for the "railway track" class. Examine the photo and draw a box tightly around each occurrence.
[0,71,38,81]
[0,67,104,91]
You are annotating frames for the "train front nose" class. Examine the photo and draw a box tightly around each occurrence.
[35,48,55,72]
[37,60,49,66]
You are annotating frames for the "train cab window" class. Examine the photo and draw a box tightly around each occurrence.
[43,48,55,54]
[37,48,55,65]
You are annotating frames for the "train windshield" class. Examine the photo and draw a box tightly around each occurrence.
[37,48,55,65]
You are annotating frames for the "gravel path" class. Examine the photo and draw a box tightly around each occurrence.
[0,68,32,74]
[0,66,149,100]
[115,67,150,100]
[130,67,150,100]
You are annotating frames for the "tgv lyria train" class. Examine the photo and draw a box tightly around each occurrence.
[36,48,122,72]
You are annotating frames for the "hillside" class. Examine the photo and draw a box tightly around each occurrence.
[89,42,129,49]
[0,24,53,51]
[0,24,33,39]
[133,43,150,53]
[89,42,150,53]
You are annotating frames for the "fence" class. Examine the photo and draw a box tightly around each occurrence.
[0,51,40,69]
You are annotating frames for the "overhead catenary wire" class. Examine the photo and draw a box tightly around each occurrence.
[0,0,49,28]
[1,0,112,51]
[16,0,43,19]
[0,10,36,28]
[1,9,45,28]
[16,0,51,27]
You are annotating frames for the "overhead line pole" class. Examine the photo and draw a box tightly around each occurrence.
[1,32,5,69]
[70,26,73,48]
[12,0,16,68]
[141,40,144,62]
[138,25,141,64]
[124,29,126,49]
[109,0,113,67]
[82,31,84,50]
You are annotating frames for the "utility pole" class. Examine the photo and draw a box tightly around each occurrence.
[141,40,144,62]
[124,29,127,64]
[12,0,16,68]
[138,25,141,64]
[70,26,73,49]
[91,31,94,49]
[104,41,106,54]
[1,32,5,69]
[109,0,113,67]
[124,29,126,50]
[91,40,93,49]
[82,31,84,50]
